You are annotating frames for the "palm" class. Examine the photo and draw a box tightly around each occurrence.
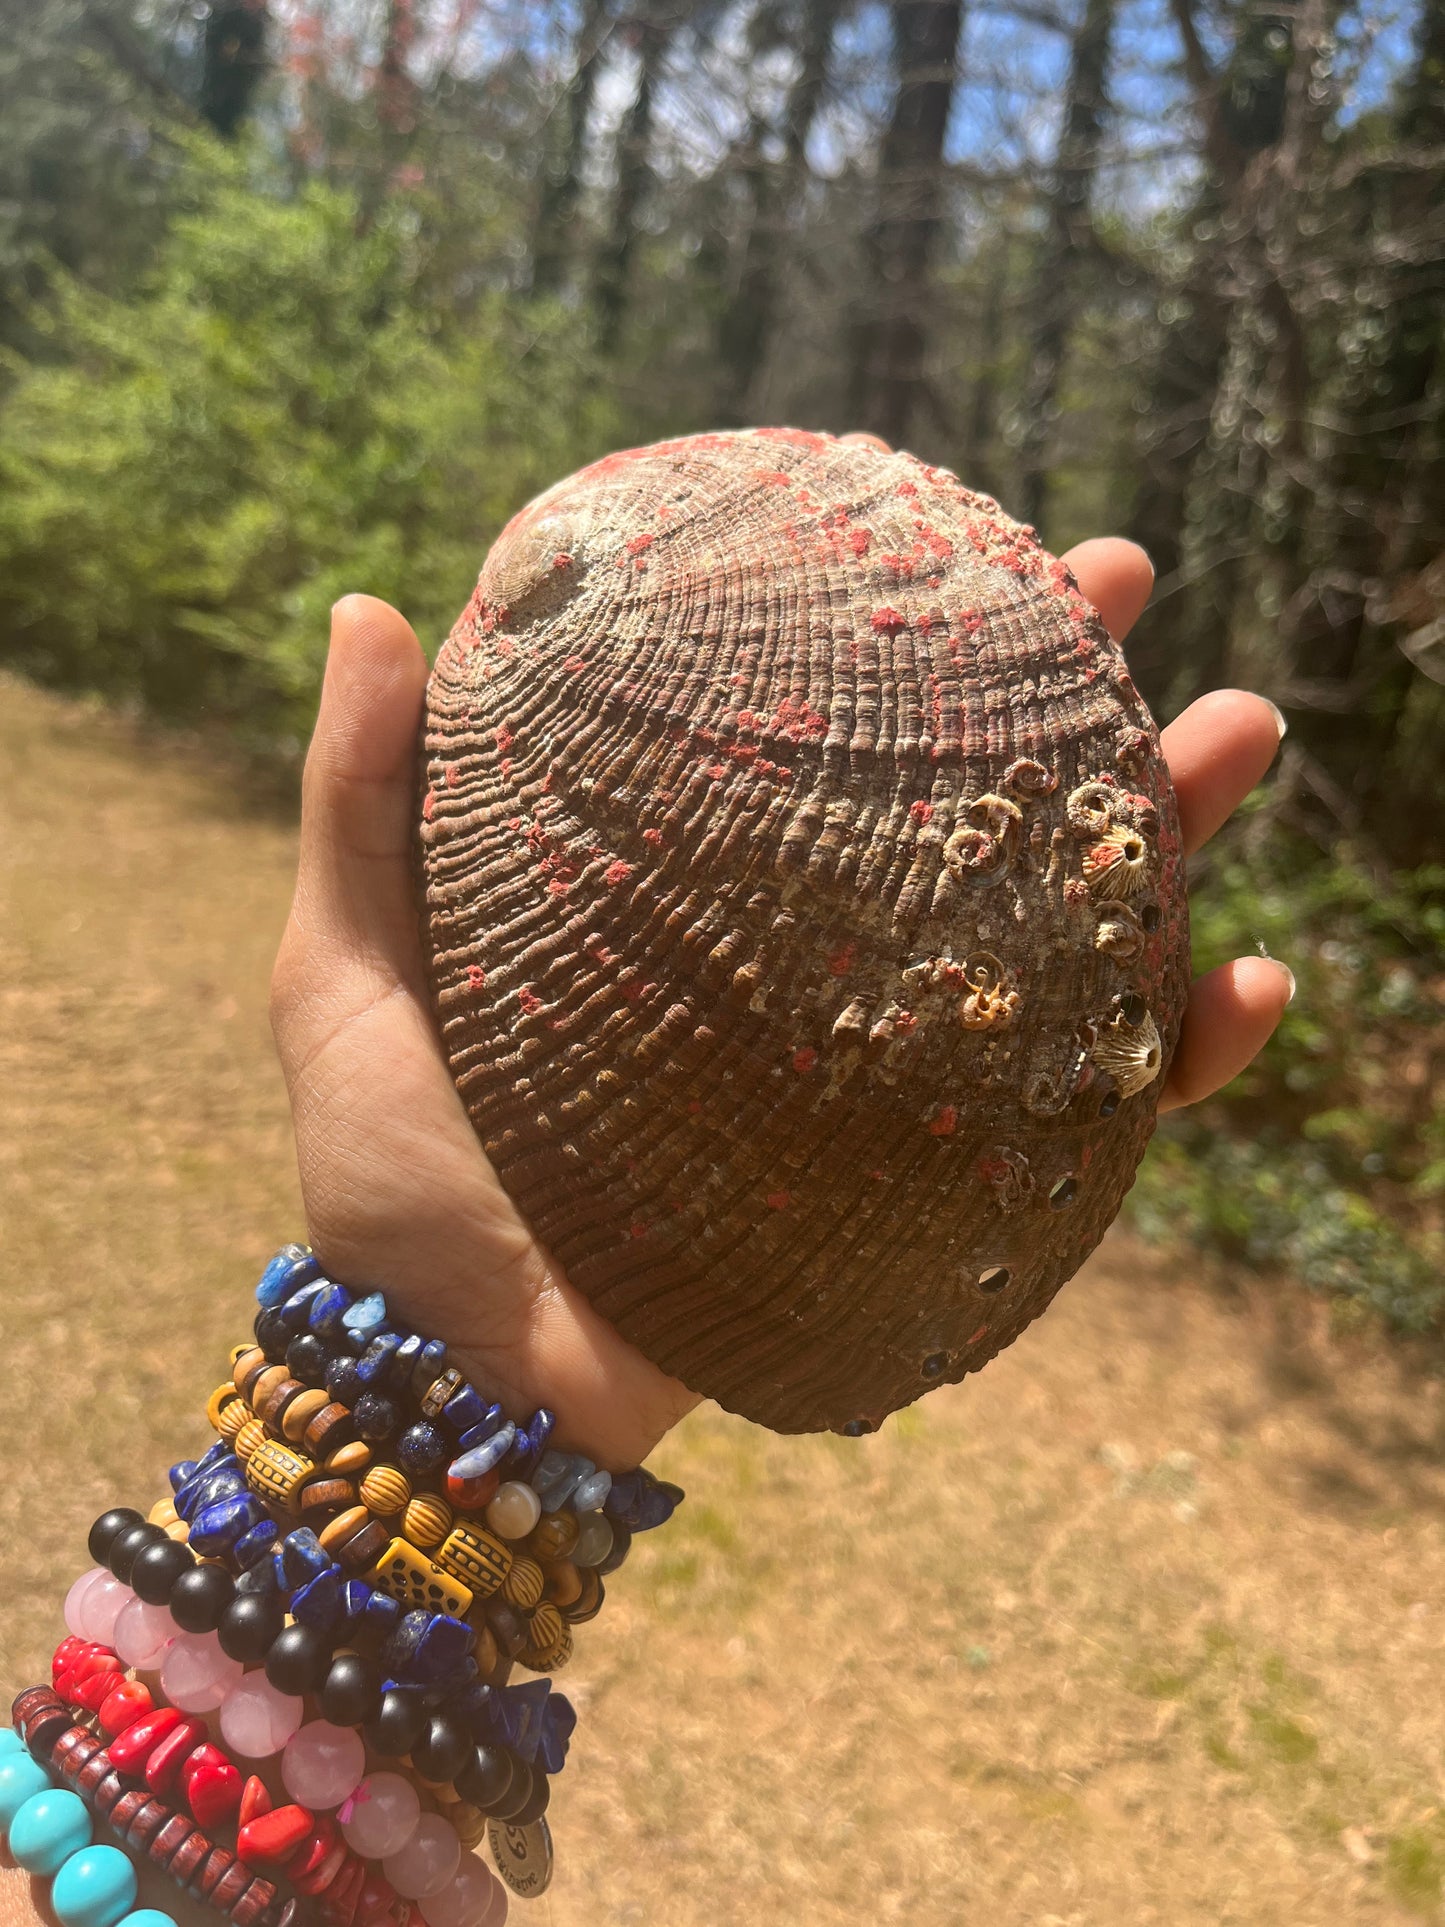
[271,541,1291,1468]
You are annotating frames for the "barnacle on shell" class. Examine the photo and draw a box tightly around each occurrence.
[419,429,1189,1434]
[1090,1008,1165,1098]
[959,952,1020,1030]
[1083,823,1153,899]
[1094,901,1146,963]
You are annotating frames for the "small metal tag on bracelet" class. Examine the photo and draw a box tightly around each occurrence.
[487,1817,555,1898]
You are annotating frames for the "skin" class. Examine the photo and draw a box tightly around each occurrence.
[270,540,1291,1472]
[0,537,1290,1927]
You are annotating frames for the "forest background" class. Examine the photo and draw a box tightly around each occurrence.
[0,0,1441,1336]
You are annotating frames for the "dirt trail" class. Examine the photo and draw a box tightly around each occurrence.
[2,672,1443,1925]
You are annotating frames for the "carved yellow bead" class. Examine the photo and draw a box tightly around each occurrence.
[245,1439,317,1509]
[435,1524,512,1600]
[216,1400,250,1442]
[359,1466,412,1517]
[368,1537,474,1618]
[148,1498,179,1528]
[402,1494,453,1550]
[206,1382,239,1430]
[233,1418,267,1463]
[518,1604,572,1673]
[501,1557,545,1611]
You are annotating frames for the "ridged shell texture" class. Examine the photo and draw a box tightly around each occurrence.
[420,430,1190,1434]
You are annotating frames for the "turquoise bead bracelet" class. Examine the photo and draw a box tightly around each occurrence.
[0,1727,169,1927]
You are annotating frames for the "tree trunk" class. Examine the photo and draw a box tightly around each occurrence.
[714,0,844,424]
[532,0,612,298]
[1014,0,1117,535]
[199,0,268,138]
[594,10,671,353]
[848,0,965,448]
[1122,0,1293,716]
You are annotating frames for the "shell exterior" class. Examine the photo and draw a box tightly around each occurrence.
[420,429,1190,1434]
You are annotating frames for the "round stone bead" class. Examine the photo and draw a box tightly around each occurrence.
[384,1813,460,1898]
[340,1773,420,1859]
[168,1564,235,1636]
[419,1854,501,1927]
[0,1730,24,1759]
[353,1392,401,1443]
[129,1541,193,1608]
[0,1754,54,1834]
[112,1598,175,1670]
[159,1633,245,1714]
[218,1593,283,1664]
[108,1525,161,1587]
[397,1424,448,1477]
[572,1513,614,1569]
[455,1746,512,1815]
[87,1512,145,1568]
[115,1912,180,1927]
[319,1653,381,1729]
[265,1624,332,1698]
[64,1568,106,1639]
[409,1711,471,1787]
[9,1788,93,1874]
[363,1691,427,1760]
[524,1512,578,1563]
[485,1485,541,1543]
[50,1844,138,1927]
[281,1721,364,1811]
[79,1575,135,1646]
[218,1673,304,1760]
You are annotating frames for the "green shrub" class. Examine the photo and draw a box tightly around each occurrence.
[1131,813,1445,1334]
[0,143,620,747]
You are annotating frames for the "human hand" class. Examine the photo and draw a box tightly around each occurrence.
[270,555,1288,1467]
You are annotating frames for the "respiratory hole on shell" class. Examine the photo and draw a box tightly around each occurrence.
[1140,901,1161,931]
[977,1265,1011,1293]
[920,1352,948,1380]
[1049,1176,1078,1209]
[1120,992,1148,1026]
[841,1418,875,1438]
[1098,1087,1121,1118]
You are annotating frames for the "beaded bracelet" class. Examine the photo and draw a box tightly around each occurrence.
[2,1719,172,1927]
[57,1242,684,1906]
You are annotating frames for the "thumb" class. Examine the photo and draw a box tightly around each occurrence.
[285,592,428,972]
[272,595,431,1082]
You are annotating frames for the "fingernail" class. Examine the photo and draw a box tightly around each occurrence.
[1265,699,1288,740]
[1265,957,1296,1003]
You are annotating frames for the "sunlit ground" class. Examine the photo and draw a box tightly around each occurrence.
[3,673,1444,1925]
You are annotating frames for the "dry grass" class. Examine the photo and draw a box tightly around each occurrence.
[3,671,1445,1925]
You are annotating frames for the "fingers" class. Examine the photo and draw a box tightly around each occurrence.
[1060,537,1154,642]
[1159,956,1294,1112]
[839,431,892,453]
[1162,689,1285,856]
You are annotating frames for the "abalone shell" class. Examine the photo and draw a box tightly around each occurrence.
[419,429,1189,1434]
